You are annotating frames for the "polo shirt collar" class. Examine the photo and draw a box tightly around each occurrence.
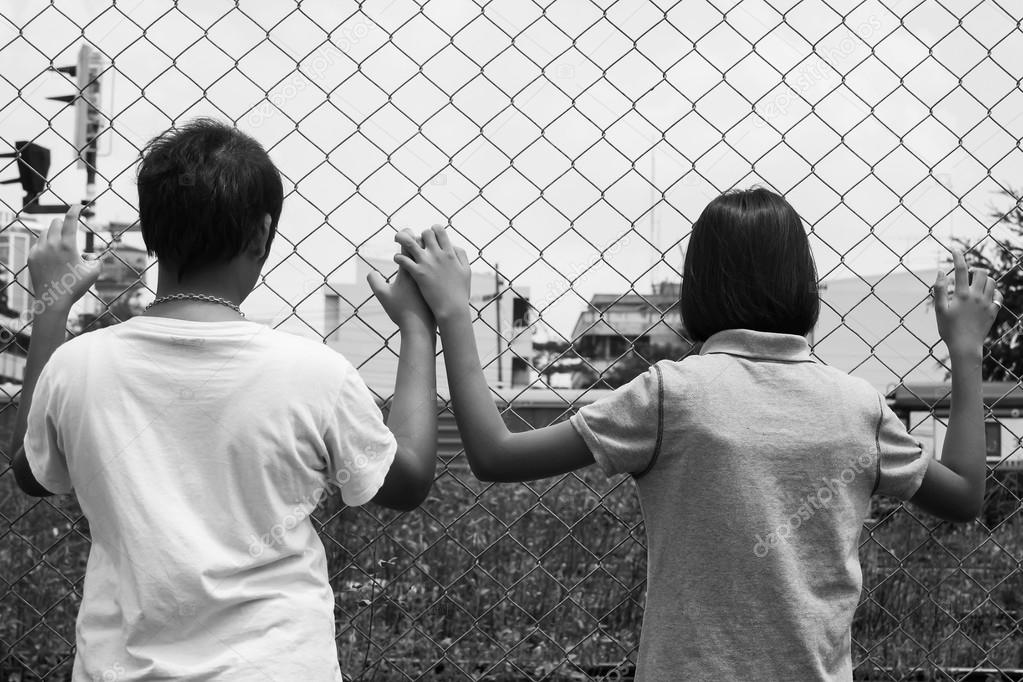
[699,329,813,363]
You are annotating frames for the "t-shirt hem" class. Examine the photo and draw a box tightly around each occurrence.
[569,412,617,477]
[891,446,931,501]
[22,443,72,495]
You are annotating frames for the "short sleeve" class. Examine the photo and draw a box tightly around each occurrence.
[570,364,663,477]
[872,394,930,500]
[23,362,72,495]
[322,364,397,507]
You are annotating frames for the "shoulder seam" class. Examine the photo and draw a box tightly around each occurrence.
[633,363,664,479]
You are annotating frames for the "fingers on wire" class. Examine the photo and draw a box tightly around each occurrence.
[395,229,423,259]
[951,248,969,296]
[420,227,440,251]
[934,270,949,311]
[969,267,989,295]
[394,253,419,274]
[62,204,84,242]
[432,224,453,252]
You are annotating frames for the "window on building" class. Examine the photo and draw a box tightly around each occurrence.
[511,357,529,387]
[512,296,529,328]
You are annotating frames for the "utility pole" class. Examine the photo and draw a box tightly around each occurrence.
[482,265,505,386]
[495,264,503,385]
[649,141,663,292]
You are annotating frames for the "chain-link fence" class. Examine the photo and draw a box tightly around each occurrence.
[2,0,1022,679]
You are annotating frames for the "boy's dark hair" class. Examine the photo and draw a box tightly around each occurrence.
[137,118,283,280]
[680,187,819,342]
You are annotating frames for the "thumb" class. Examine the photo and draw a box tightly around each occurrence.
[366,271,388,300]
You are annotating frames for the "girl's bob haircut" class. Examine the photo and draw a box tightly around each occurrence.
[680,187,819,343]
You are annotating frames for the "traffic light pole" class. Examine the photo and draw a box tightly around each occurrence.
[83,140,97,253]
[77,45,102,254]
[3,45,105,227]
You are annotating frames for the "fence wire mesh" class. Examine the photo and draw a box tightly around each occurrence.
[1,0,1022,680]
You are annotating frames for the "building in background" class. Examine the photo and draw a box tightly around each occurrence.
[323,256,533,396]
[569,281,689,387]
[0,213,35,317]
[814,267,944,391]
[0,210,41,383]
[79,241,149,329]
[71,220,149,330]
[0,212,151,382]
[565,268,949,392]
[889,383,1023,470]
[814,266,976,460]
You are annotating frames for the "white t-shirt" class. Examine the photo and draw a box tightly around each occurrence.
[24,316,397,681]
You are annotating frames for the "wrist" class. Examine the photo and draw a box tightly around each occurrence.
[32,303,73,322]
[945,336,983,360]
[435,305,472,332]
[397,312,436,336]
[948,346,983,364]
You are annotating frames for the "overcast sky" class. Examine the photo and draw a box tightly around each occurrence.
[1,0,1020,338]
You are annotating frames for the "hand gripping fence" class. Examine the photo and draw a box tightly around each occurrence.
[1,1,1021,680]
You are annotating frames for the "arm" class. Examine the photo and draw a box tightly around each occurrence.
[10,306,70,496]
[436,306,592,482]
[366,237,438,511]
[372,316,437,510]
[909,249,999,522]
[10,206,100,497]
[395,226,594,483]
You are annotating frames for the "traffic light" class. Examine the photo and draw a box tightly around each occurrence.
[0,44,105,216]
[0,141,70,213]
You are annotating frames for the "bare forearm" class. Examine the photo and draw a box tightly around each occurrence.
[387,319,438,476]
[941,349,986,493]
[437,309,511,464]
[392,226,595,482]
[9,307,70,459]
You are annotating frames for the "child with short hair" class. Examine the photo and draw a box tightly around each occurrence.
[394,187,1000,681]
[10,118,437,680]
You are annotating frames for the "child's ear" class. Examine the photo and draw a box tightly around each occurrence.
[247,214,272,259]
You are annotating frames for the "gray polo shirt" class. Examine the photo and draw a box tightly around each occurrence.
[570,329,929,682]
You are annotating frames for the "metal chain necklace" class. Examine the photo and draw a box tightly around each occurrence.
[144,293,245,318]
